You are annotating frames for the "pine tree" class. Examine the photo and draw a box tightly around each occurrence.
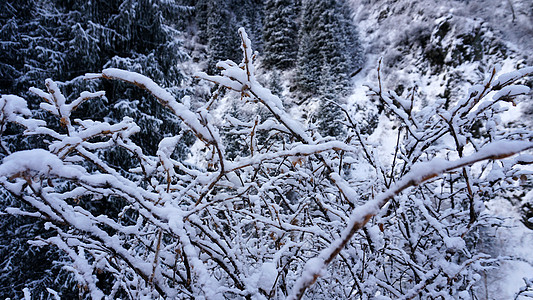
[0,4,73,296]
[316,66,346,137]
[205,0,240,73]
[295,0,362,100]
[262,0,299,69]
[0,0,67,97]
[194,0,211,44]
[0,1,193,298]
[195,0,262,73]
[0,3,26,94]
[294,0,363,137]
[231,0,265,51]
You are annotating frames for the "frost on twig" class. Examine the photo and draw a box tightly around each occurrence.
[288,141,533,300]
[516,277,533,299]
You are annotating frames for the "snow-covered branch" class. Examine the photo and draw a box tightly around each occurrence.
[0,28,531,299]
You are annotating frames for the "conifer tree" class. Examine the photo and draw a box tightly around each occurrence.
[194,0,211,44]
[205,0,240,73]
[0,1,193,298]
[316,66,346,137]
[295,0,362,99]
[0,2,27,94]
[262,0,299,69]
[231,0,265,51]
[294,0,362,137]
[0,0,67,97]
[195,0,262,73]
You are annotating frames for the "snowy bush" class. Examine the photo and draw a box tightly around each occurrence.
[0,29,532,299]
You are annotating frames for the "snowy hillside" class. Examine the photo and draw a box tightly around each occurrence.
[348,0,533,298]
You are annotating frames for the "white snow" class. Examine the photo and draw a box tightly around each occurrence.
[485,197,533,299]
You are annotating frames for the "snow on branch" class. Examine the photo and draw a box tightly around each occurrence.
[0,27,531,299]
[87,68,219,146]
[288,140,533,300]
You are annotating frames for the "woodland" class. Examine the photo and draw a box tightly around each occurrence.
[0,0,532,299]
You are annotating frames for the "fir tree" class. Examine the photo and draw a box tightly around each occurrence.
[295,0,362,99]
[195,0,262,73]
[294,0,362,137]
[0,0,67,97]
[231,0,265,51]
[316,66,346,137]
[262,0,299,70]
[205,0,240,73]
[0,1,193,298]
[194,0,211,44]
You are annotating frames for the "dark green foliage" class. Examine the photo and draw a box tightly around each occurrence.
[206,1,240,73]
[0,0,193,298]
[262,0,299,69]
[0,10,24,93]
[268,71,284,96]
[194,0,263,73]
[295,0,362,99]
[317,96,344,137]
[0,191,79,299]
[295,0,363,136]
[194,0,211,44]
[0,0,66,98]
[294,30,322,97]
[1,0,190,96]
[231,0,265,51]
[193,0,241,72]
[316,67,345,137]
